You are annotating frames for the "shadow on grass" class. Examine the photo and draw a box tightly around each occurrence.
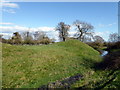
[78,50,120,89]
[94,50,120,70]
[78,69,120,89]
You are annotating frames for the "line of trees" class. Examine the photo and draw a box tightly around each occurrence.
[1,20,119,45]
[1,31,55,45]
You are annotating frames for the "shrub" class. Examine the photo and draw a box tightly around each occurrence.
[23,39,34,45]
[11,32,22,44]
[1,38,8,43]
[40,39,52,45]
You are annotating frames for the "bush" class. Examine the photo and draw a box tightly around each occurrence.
[23,39,35,45]
[103,42,108,47]
[11,32,22,44]
[40,39,52,45]
[1,38,8,43]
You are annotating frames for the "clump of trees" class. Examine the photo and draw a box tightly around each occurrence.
[2,31,54,45]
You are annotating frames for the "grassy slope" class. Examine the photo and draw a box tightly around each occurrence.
[3,40,102,88]
[71,49,120,88]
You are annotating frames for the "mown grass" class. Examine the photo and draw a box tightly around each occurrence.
[2,40,104,88]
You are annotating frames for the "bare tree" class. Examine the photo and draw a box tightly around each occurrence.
[93,35,104,43]
[33,31,46,40]
[56,22,70,41]
[82,33,94,42]
[21,31,33,41]
[73,20,94,42]
[108,33,119,42]
[21,31,34,44]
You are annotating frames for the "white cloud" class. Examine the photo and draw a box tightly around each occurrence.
[0,32,13,39]
[1,1,19,13]
[1,0,10,2]
[0,25,59,40]
[95,31,110,36]
[0,25,55,33]
[98,24,105,27]
[0,32,12,36]
[0,22,14,25]
[108,22,116,26]
[37,27,55,32]
[1,2,19,8]
[98,22,116,28]
[0,25,30,33]
[68,31,76,37]
[2,8,16,13]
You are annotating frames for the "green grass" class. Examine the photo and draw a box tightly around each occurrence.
[2,40,119,88]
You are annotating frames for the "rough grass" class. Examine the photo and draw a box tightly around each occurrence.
[71,49,120,89]
[2,40,102,88]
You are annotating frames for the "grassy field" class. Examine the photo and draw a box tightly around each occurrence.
[2,40,119,88]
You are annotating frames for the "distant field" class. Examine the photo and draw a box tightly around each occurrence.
[2,40,119,88]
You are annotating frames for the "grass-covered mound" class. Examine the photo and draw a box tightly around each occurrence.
[2,40,101,88]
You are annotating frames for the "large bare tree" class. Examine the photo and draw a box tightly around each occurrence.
[56,22,70,41]
[73,20,94,42]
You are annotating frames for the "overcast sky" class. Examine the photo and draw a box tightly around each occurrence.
[0,2,118,41]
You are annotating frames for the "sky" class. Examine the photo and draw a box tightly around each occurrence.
[0,1,118,41]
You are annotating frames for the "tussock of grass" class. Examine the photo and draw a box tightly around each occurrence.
[2,40,101,88]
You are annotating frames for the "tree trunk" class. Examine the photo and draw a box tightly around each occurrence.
[63,37,65,41]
